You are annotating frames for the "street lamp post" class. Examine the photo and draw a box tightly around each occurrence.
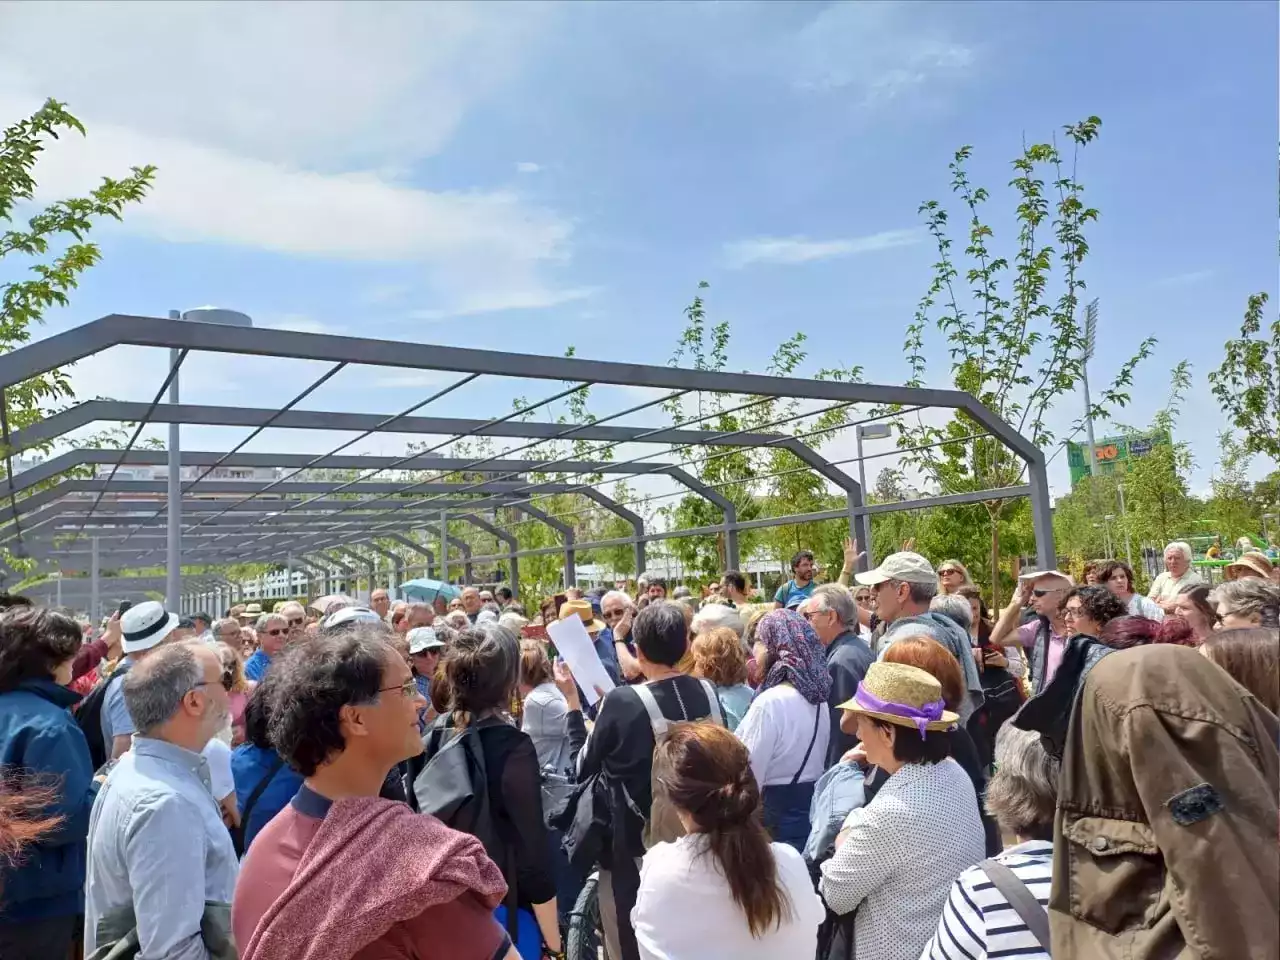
[165,308,252,613]
[856,423,893,567]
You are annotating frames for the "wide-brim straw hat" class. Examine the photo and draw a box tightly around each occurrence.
[559,598,605,635]
[1226,552,1274,581]
[836,661,959,733]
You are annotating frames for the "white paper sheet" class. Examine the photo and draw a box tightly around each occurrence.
[545,616,616,707]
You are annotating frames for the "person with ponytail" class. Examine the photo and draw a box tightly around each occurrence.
[631,722,823,959]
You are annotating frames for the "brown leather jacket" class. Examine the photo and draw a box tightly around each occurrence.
[1052,643,1279,959]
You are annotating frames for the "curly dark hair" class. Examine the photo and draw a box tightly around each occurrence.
[243,671,280,751]
[0,607,82,692]
[266,626,392,776]
[1060,585,1127,633]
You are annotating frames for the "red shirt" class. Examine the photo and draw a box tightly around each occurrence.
[233,785,510,960]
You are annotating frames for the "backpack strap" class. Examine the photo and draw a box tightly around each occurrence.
[631,683,668,737]
[790,702,822,786]
[696,678,724,727]
[979,858,1051,953]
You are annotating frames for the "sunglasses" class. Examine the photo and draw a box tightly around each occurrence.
[602,609,625,621]
[286,617,304,627]
[263,627,289,637]
[1032,588,1064,598]
[938,569,960,577]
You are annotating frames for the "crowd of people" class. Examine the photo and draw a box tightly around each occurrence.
[0,535,1275,960]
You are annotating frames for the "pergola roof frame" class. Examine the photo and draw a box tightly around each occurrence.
[0,313,1054,613]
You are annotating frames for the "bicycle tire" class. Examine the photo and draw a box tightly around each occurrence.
[565,874,607,960]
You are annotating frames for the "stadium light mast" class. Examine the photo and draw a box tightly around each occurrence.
[1081,299,1100,478]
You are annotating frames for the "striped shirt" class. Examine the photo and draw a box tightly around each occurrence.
[919,839,1053,960]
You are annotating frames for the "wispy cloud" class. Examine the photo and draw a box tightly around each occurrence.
[1153,269,1215,288]
[786,4,976,107]
[515,161,542,173]
[723,228,922,269]
[408,286,600,321]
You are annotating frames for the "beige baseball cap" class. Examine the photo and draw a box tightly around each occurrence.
[855,551,938,586]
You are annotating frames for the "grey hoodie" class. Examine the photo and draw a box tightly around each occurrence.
[876,612,985,724]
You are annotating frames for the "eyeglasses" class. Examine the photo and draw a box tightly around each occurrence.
[287,617,304,627]
[262,628,289,637]
[1062,606,1084,619]
[801,610,828,622]
[378,678,419,699]
[602,609,625,621]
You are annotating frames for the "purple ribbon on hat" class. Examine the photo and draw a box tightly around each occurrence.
[854,682,946,739]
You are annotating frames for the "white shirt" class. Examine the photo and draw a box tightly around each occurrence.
[820,759,985,960]
[1147,568,1202,602]
[734,684,830,788]
[201,737,235,803]
[1126,593,1166,621]
[633,833,823,960]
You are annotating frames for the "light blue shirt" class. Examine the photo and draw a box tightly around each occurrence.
[84,738,238,959]
[100,660,136,756]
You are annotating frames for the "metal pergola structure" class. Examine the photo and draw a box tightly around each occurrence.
[1,313,1054,619]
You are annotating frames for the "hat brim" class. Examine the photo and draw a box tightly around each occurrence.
[1018,569,1073,583]
[585,619,605,634]
[853,569,893,586]
[835,697,959,732]
[1226,559,1271,580]
[122,612,180,653]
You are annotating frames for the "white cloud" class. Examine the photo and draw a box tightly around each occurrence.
[785,3,975,105]
[0,2,551,169]
[516,162,543,174]
[1153,269,1215,288]
[0,2,584,320]
[723,229,922,268]
[409,286,599,321]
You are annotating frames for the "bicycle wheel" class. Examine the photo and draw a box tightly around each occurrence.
[565,872,607,960]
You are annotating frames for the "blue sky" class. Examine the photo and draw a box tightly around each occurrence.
[0,0,1276,508]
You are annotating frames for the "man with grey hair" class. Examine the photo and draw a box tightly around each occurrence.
[244,612,290,681]
[690,602,745,640]
[858,552,984,724]
[1212,577,1280,629]
[929,593,973,633]
[602,589,642,681]
[1149,540,1202,612]
[800,583,874,765]
[210,617,243,647]
[85,642,237,959]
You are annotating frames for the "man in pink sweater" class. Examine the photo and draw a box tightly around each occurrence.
[233,626,517,960]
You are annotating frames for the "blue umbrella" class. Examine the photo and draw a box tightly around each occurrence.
[399,578,462,604]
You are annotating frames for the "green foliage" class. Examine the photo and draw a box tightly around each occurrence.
[889,117,1153,605]
[1209,292,1279,461]
[1,100,155,574]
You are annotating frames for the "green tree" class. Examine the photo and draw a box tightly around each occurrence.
[890,117,1153,606]
[1202,431,1260,544]
[1210,292,1279,460]
[1,100,155,574]
[1114,363,1197,548]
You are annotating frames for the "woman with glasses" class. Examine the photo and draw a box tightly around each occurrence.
[1059,586,1127,639]
[936,560,973,596]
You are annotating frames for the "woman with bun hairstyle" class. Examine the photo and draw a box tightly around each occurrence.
[630,722,823,959]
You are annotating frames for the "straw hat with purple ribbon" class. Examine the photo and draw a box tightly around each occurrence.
[836,661,958,737]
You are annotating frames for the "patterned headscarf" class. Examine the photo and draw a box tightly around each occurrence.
[754,609,832,705]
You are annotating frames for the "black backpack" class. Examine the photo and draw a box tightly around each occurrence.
[77,661,131,772]
[413,715,518,939]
